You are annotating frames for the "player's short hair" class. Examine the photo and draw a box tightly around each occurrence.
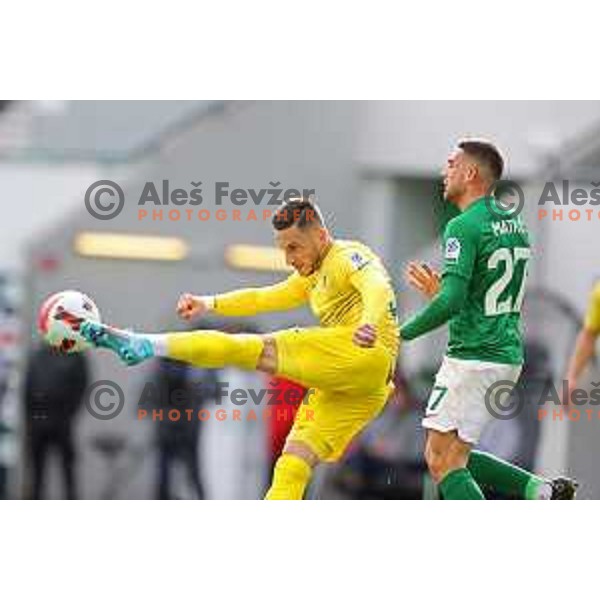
[458,139,504,182]
[272,196,324,231]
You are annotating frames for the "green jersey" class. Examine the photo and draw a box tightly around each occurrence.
[442,196,531,365]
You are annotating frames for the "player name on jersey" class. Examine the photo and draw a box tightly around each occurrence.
[491,217,527,237]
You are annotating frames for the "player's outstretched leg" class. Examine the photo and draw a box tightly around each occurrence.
[77,320,264,370]
[468,451,577,500]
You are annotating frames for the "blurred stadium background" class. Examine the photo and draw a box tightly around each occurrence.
[1,100,600,499]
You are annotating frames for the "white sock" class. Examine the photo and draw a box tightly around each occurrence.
[537,481,553,500]
[144,334,169,356]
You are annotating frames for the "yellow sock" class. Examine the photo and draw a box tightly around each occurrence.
[166,331,264,370]
[265,454,313,500]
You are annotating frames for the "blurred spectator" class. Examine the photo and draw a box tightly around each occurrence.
[209,320,266,499]
[143,320,222,500]
[145,358,219,499]
[23,343,89,499]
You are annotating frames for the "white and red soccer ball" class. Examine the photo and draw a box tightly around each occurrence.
[38,290,101,353]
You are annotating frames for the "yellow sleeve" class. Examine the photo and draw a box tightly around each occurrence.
[336,247,392,325]
[350,266,393,325]
[584,283,600,334]
[213,273,310,317]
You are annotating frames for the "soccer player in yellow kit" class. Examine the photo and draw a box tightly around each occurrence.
[74,198,399,499]
[565,282,600,398]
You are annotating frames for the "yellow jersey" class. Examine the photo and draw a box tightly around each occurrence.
[584,282,600,334]
[213,240,399,358]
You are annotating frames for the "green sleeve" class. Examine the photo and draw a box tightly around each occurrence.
[400,274,469,341]
[442,215,478,280]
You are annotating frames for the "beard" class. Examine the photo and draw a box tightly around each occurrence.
[444,183,461,203]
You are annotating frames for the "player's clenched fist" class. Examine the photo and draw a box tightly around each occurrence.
[176,293,211,321]
[353,323,377,348]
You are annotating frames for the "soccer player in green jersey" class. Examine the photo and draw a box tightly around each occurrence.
[400,139,577,500]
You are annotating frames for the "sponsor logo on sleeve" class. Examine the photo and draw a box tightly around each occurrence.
[445,237,461,262]
[350,252,369,271]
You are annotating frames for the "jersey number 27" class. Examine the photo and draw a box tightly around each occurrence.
[485,247,531,316]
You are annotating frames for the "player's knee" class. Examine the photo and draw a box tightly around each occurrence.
[425,445,447,483]
[445,441,470,471]
[283,440,321,468]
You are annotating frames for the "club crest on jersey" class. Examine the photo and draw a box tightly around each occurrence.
[445,237,461,262]
[350,252,368,270]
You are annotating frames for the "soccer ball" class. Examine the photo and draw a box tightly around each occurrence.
[38,290,101,353]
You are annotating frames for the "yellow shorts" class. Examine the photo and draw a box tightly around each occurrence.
[273,326,394,395]
[287,387,390,462]
[272,326,396,462]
